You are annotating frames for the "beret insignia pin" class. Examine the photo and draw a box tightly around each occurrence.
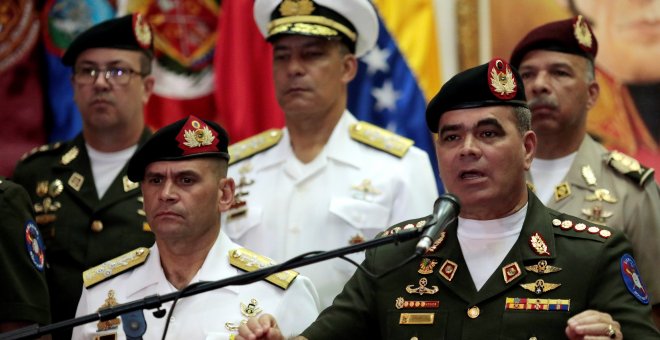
[488,58,517,99]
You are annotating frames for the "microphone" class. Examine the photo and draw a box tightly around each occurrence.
[415,194,460,255]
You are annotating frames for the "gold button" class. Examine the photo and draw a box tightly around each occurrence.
[410,337,419,340]
[529,337,537,340]
[467,306,480,319]
[91,220,103,232]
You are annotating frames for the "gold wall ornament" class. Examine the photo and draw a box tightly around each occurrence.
[279,0,315,17]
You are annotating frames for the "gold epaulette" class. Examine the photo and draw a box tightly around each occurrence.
[228,248,299,290]
[349,122,413,158]
[228,129,283,166]
[606,151,655,187]
[83,247,150,288]
[19,142,63,161]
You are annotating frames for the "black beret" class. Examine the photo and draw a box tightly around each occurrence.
[510,15,598,69]
[425,58,528,133]
[62,13,154,66]
[127,116,230,182]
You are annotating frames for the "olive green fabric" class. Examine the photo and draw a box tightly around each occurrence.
[0,178,50,325]
[302,192,660,339]
[12,130,155,338]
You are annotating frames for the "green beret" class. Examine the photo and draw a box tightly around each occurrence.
[425,58,528,133]
[62,13,154,66]
[127,116,230,182]
[510,15,598,69]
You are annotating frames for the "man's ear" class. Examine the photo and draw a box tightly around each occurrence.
[341,54,358,84]
[522,130,537,171]
[585,80,599,111]
[218,177,236,212]
[142,75,155,104]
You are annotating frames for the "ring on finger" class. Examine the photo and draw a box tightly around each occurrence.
[607,324,616,339]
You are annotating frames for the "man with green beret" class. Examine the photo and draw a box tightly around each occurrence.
[0,177,50,332]
[237,58,660,339]
[12,13,156,338]
[72,116,319,339]
[510,16,660,328]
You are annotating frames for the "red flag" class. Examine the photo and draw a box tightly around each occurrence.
[214,0,284,143]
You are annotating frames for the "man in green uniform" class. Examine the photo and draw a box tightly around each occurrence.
[236,59,660,339]
[12,13,156,339]
[509,16,660,328]
[0,177,50,332]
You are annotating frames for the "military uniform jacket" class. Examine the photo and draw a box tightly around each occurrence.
[72,231,320,340]
[223,111,438,308]
[527,135,660,305]
[0,178,50,325]
[302,192,660,339]
[12,130,155,327]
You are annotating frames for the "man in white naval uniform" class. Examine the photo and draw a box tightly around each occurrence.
[72,116,320,340]
[223,0,438,308]
[510,17,660,326]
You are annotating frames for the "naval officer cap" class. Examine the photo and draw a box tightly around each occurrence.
[62,13,154,66]
[127,116,230,182]
[426,58,528,133]
[510,15,598,69]
[253,0,378,57]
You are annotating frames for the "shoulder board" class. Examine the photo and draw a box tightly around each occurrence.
[349,122,414,158]
[228,129,283,166]
[549,212,611,243]
[606,150,655,187]
[19,142,63,162]
[83,247,150,288]
[228,248,299,290]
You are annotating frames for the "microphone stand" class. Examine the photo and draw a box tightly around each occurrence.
[0,224,431,340]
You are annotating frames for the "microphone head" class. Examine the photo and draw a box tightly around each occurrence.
[436,193,460,214]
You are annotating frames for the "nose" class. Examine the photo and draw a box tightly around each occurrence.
[459,135,481,159]
[158,180,178,202]
[527,72,550,96]
[286,55,305,77]
[92,71,112,88]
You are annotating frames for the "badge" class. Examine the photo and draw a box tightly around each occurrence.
[520,279,561,295]
[585,188,617,203]
[226,298,263,331]
[176,117,219,155]
[348,233,365,245]
[573,15,594,51]
[529,232,550,256]
[620,253,649,304]
[399,313,435,325]
[426,231,446,254]
[34,179,63,225]
[581,165,597,186]
[351,179,381,200]
[68,172,85,192]
[525,260,561,274]
[502,262,521,284]
[97,290,121,331]
[395,297,439,309]
[60,146,79,165]
[25,220,45,271]
[405,277,439,295]
[581,205,613,224]
[418,258,438,275]
[554,182,571,202]
[122,175,139,192]
[438,259,457,282]
[132,13,152,49]
[279,0,316,17]
[488,58,517,99]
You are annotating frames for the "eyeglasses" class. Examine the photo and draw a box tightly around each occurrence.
[73,66,146,85]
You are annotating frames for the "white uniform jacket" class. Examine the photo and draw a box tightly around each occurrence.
[72,231,320,340]
[223,111,438,308]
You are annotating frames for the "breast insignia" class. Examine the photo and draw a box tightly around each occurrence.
[228,129,283,165]
[229,248,299,289]
[349,121,413,158]
[606,151,655,187]
[83,247,150,288]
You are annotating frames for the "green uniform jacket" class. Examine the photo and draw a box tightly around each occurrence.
[0,178,50,325]
[302,192,660,339]
[527,135,660,305]
[12,130,155,337]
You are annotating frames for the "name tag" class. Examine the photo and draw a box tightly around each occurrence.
[399,313,435,325]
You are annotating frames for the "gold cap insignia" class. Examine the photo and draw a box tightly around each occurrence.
[573,15,593,50]
[488,58,517,99]
[133,13,152,49]
[279,0,316,16]
[520,279,561,295]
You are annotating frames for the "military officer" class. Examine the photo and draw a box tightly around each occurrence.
[0,177,50,331]
[12,14,156,338]
[223,0,438,309]
[510,16,660,326]
[237,59,660,339]
[72,116,319,339]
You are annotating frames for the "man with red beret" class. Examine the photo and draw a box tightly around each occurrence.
[510,15,660,328]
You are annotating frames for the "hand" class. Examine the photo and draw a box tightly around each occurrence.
[236,314,285,340]
[565,309,621,339]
